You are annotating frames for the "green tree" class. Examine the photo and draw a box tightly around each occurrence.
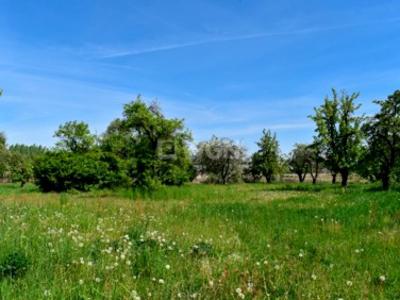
[8,152,33,187]
[288,144,310,183]
[306,140,324,184]
[251,129,280,183]
[106,97,193,188]
[362,90,400,190]
[194,136,246,184]
[310,89,363,187]
[54,121,95,153]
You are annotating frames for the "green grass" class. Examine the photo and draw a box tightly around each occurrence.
[0,183,399,299]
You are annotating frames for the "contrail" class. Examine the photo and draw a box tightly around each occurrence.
[100,17,400,58]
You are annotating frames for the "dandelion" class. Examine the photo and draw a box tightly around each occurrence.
[346,280,353,287]
[95,277,101,283]
[130,290,141,300]
[165,264,170,270]
[235,288,245,299]
[311,274,317,281]
[43,290,51,297]
[379,275,386,282]
[158,279,165,284]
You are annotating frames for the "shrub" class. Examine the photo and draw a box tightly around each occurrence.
[33,151,128,192]
[0,250,30,279]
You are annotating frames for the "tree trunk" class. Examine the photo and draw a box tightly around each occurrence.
[340,169,349,187]
[331,173,337,184]
[382,172,390,191]
[298,173,305,183]
[266,174,272,183]
[312,177,317,184]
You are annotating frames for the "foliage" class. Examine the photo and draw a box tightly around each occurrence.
[250,129,281,183]
[103,97,193,189]
[0,250,29,279]
[307,140,324,184]
[7,152,33,187]
[54,121,96,153]
[287,144,310,183]
[362,90,400,190]
[33,151,122,192]
[310,89,363,186]
[194,136,246,184]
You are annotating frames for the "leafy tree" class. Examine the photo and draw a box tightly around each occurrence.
[310,89,363,187]
[54,121,95,153]
[288,144,310,183]
[194,136,246,184]
[306,140,324,184]
[104,97,193,189]
[251,129,280,183]
[362,90,400,190]
[8,152,33,187]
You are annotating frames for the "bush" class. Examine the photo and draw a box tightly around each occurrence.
[0,250,30,279]
[33,151,129,192]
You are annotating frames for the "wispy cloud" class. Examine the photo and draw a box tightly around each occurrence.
[100,17,400,58]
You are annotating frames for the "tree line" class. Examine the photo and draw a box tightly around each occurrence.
[0,89,400,191]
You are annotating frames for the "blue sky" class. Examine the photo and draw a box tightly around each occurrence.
[1,0,400,153]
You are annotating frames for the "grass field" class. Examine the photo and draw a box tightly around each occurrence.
[0,183,399,299]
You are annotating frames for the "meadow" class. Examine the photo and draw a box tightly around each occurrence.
[0,183,399,299]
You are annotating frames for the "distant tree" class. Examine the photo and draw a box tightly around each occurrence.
[9,144,46,160]
[8,152,32,187]
[251,129,280,183]
[0,132,6,150]
[310,89,363,187]
[288,144,310,183]
[306,140,324,184]
[362,90,400,190]
[0,133,8,179]
[54,121,96,153]
[194,136,246,184]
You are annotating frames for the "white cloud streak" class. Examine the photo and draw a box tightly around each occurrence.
[100,17,400,58]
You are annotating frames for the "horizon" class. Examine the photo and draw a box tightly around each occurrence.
[1,1,400,153]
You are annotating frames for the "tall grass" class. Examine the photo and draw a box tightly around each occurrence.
[0,183,398,299]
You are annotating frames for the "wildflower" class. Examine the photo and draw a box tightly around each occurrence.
[311,274,317,281]
[379,275,386,282]
[298,253,304,258]
[43,290,51,297]
[165,264,170,270]
[79,279,84,285]
[158,279,165,284]
[130,290,141,300]
[95,277,101,283]
[346,280,353,287]
[235,288,245,299]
